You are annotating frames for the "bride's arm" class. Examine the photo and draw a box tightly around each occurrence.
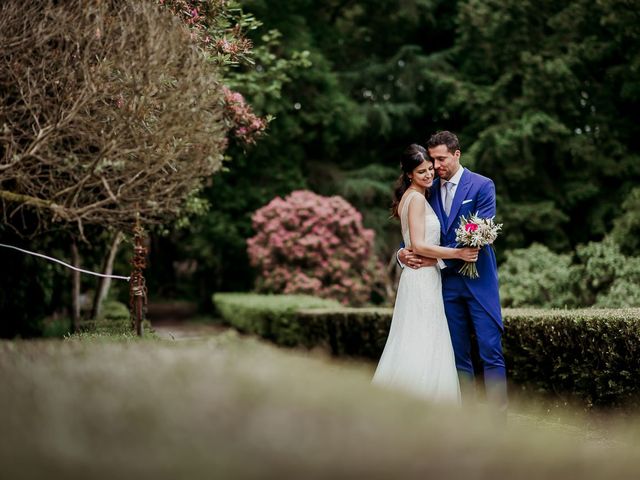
[407,197,477,261]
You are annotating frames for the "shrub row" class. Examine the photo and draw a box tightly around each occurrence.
[502,308,640,408]
[213,293,640,407]
[212,293,342,347]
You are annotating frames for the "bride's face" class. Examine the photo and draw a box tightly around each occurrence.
[410,160,435,188]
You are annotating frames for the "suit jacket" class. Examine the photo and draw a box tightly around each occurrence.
[429,168,503,330]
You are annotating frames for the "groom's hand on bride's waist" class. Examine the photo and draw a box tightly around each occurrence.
[398,248,438,269]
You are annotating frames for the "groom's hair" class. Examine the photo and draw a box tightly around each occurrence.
[426,131,460,154]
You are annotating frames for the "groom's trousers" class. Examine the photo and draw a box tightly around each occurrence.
[442,274,507,411]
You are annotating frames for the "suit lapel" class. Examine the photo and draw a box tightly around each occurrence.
[445,169,472,232]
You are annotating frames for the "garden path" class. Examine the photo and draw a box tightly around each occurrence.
[147,301,225,340]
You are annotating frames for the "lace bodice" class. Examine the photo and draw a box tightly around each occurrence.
[400,191,441,248]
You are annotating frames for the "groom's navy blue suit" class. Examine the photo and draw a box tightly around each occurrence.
[429,168,507,406]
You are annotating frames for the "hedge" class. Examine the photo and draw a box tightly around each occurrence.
[502,308,640,408]
[213,293,640,407]
[212,293,341,347]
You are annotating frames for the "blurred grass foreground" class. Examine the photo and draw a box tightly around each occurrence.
[2,329,640,479]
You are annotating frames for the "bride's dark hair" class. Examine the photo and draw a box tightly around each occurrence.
[391,144,431,218]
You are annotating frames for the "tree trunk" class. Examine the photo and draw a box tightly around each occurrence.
[90,231,123,319]
[71,240,81,332]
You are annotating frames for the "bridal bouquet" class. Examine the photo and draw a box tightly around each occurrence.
[454,213,503,278]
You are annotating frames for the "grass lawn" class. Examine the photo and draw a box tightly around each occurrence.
[1,328,639,479]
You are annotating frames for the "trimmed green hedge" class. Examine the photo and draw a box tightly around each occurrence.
[503,308,640,408]
[297,308,391,358]
[212,293,341,347]
[213,293,640,407]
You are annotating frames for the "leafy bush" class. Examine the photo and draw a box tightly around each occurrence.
[246,190,382,305]
[214,293,391,356]
[596,262,640,308]
[500,240,640,308]
[573,239,640,307]
[499,243,578,308]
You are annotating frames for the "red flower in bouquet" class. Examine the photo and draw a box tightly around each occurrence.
[464,222,479,233]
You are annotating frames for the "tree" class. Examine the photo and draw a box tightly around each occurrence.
[0,0,265,332]
[0,0,227,237]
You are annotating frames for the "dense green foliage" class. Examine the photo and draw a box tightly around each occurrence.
[438,0,640,249]
[241,0,640,253]
[214,293,640,407]
[499,244,577,308]
[611,187,640,255]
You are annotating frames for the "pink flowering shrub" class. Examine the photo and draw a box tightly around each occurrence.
[247,190,381,305]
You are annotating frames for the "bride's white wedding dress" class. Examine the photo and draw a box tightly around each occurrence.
[373,191,461,404]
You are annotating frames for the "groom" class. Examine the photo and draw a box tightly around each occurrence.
[399,131,507,413]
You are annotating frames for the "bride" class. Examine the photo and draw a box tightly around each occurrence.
[372,144,478,404]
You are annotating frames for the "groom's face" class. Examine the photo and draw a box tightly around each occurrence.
[428,144,461,181]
